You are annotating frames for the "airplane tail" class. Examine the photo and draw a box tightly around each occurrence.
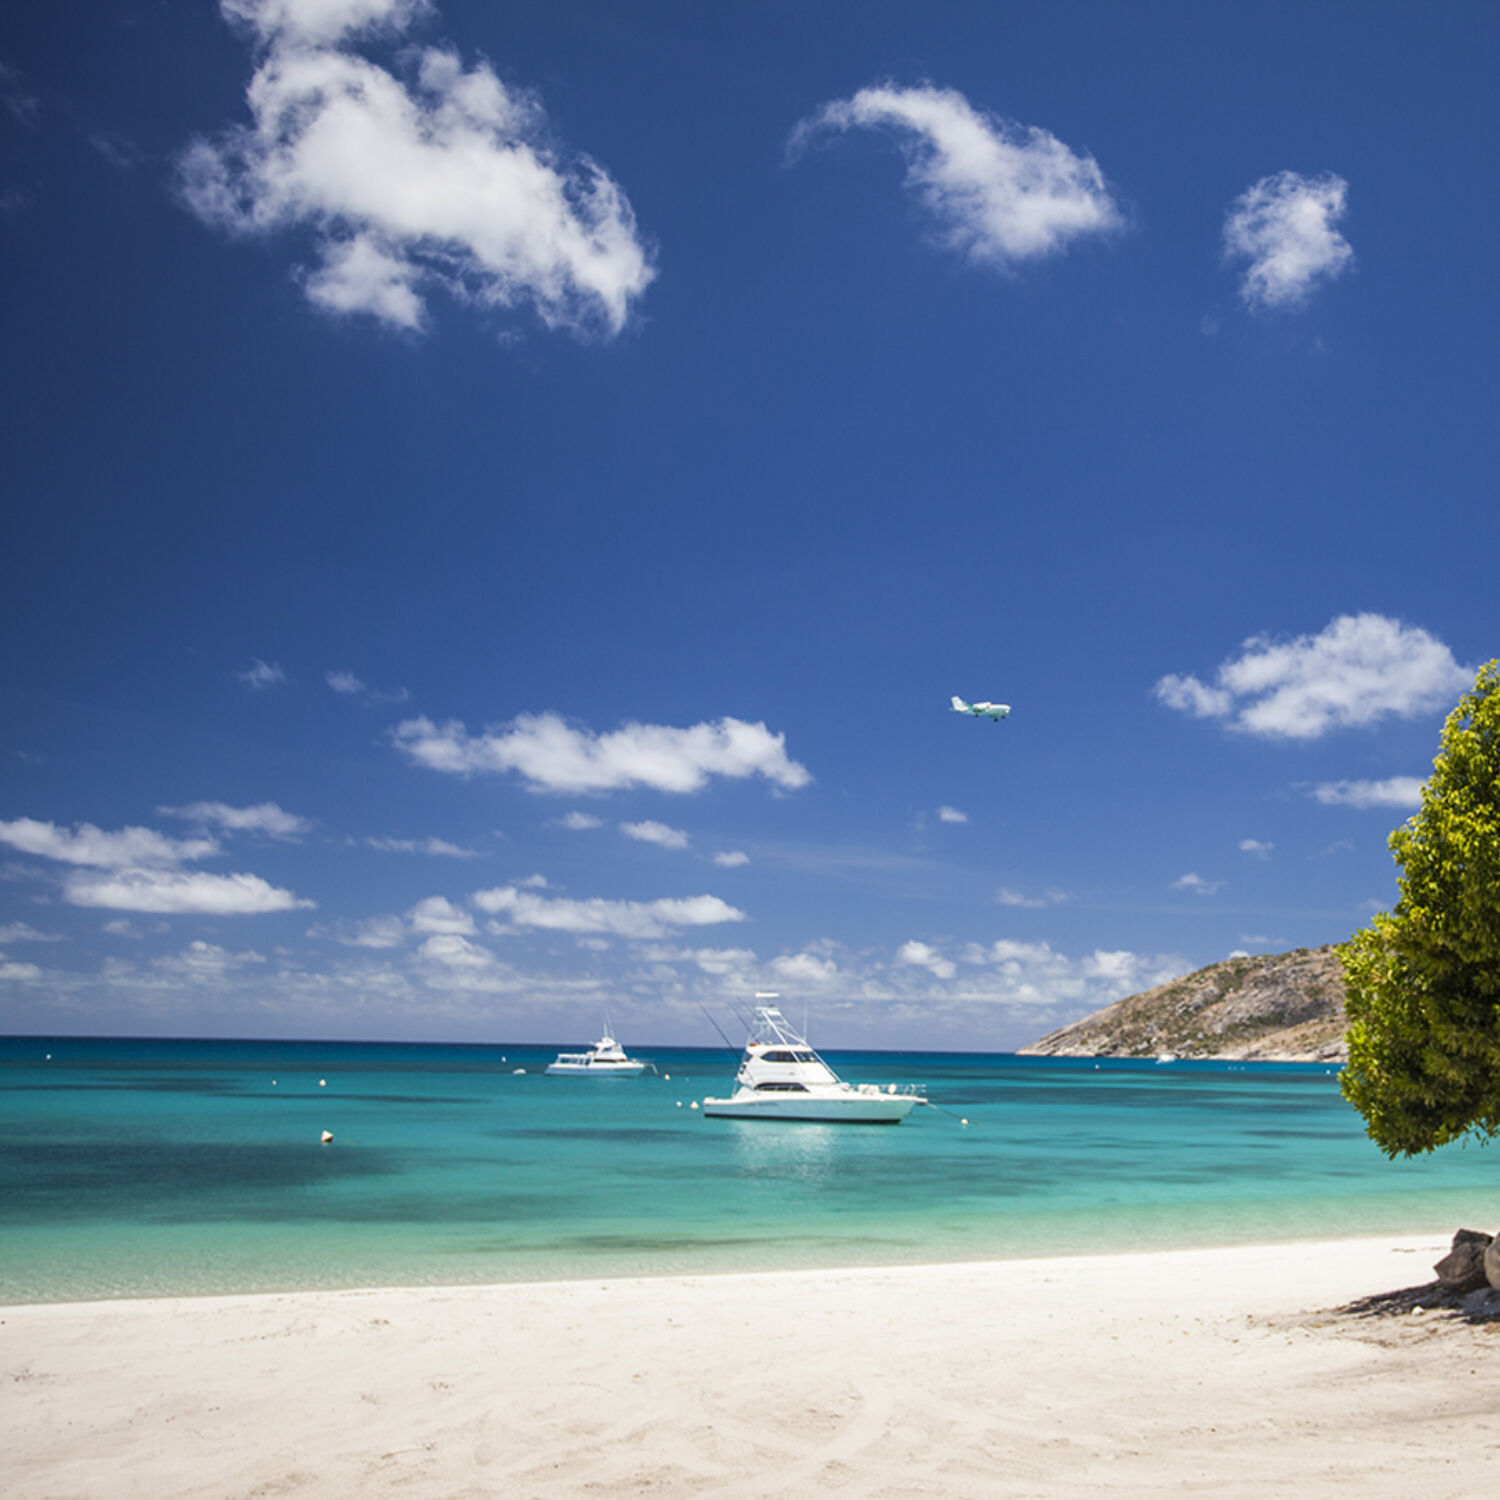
[950,696,969,712]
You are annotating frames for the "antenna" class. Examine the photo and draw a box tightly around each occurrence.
[696,1003,742,1062]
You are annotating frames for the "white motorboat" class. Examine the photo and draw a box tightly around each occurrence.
[700,999,922,1123]
[545,1032,649,1076]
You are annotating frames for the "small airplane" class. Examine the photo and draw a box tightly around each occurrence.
[951,695,1011,721]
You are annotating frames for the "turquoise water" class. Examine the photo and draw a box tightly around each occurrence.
[2,1036,1496,1304]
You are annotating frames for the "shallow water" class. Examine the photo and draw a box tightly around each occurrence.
[2,1036,1493,1303]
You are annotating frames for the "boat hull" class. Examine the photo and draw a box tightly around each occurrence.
[545,1062,648,1076]
[700,1094,918,1123]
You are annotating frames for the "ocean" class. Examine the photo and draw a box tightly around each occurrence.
[2,1035,1494,1304]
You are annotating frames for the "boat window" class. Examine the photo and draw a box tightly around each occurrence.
[761,1050,800,1063]
[754,1082,809,1092]
[793,1051,816,1062]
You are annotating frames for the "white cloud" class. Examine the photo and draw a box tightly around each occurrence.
[102,919,145,938]
[621,820,690,851]
[896,939,956,980]
[1238,839,1273,858]
[1224,170,1353,310]
[222,0,432,50]
[1171,872,1223,896]
[63,869,314,914]
[0,922,61,943]
[327,669,409,703]
[181,0,655,337]
[417,933,494,968]
[770,951,840,986]
[0,818,219,868]
[936,805,968,824]
[153,940,267,980]
[1311,777,1425,810]
[392,712,812,794]
[406,894,476,934]
[792,83,1122,270]
[473,884,746,939]
[160,800,312,840]
[1154,614,1472,740]
[337,913,407,948]
[712,850,750,868]
[996,887,1070,909]
[239,658,287,690]
[0,959,42,982]
[557,811,604,830]
[366,835,478,857]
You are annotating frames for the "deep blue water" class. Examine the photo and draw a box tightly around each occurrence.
[2,1035,1496,1303]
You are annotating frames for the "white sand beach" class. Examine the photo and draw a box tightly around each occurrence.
[6,1235,1499,1499]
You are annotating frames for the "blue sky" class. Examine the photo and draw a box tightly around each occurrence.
[1,0,1494,1048]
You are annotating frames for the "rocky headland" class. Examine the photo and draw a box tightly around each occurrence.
[1020,944,1348,1062]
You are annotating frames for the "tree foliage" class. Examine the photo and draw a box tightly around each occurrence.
[1340,660,1500,1156]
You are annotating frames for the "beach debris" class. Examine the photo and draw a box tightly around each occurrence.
[320,1130,334,1144]
[1436,1229,1493,1292]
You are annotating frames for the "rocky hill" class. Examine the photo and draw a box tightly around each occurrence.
[1020,945,1349,1062]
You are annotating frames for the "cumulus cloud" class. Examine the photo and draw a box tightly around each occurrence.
[239,658,287,690]
[1170,872,1223,896]
[2,813,313,916]
[0,959,42,982]
[557,811,604,830]
[0,818,218,868]
[792,83,1122,270]
[1238,839,1273,858]
[473,883,745,939]
[770,951,840,986]
[63,869,314,914]
[153,939,267,980]
[712,850,750,868]
[392,712,811,795]
[336,913,407,948]
[160,800,312,840]
[896,939,956,980]
[417,932,494,968]
[1154,614,1472,740]
[621,820,690,850]
[406,894,476,934]
[936,805,968,824]
[1311,777,1425,810]
[180,0,655,337]
[1224,170,1353,310]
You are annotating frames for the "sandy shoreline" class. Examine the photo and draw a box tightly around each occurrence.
[6,1234,1500,1498]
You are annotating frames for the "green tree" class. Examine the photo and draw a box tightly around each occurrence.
[1340,660,1500,1156]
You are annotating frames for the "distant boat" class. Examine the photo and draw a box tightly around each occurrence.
[545,1032,649,1077]
[1155,1051,1178,1065]
[700,999,922,1123]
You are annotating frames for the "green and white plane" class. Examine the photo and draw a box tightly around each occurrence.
[950,695,1011,721]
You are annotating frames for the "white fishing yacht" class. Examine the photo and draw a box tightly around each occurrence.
[700,999,923,1123]
[545,1031,649,1077]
